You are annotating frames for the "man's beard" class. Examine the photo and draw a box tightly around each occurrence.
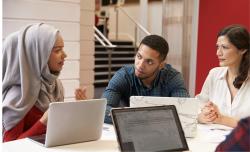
[137,68,159,81]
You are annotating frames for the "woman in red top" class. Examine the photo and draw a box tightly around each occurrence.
[2,23,87,142]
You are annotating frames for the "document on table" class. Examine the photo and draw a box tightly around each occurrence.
[198,124,233,143]
[102,124,116,140]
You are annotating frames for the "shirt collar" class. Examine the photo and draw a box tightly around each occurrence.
[217,67,250,84]
[136,70,161,89]
[217,67,228,80]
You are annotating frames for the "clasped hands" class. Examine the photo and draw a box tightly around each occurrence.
[198,101,222,124]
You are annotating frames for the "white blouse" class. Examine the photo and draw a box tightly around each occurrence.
[196,67,250,119]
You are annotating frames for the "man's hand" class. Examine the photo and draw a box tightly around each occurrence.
[75,86,87,100]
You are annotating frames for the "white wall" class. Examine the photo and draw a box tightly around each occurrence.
[148,2,162,35]
[3,0,94,100]
[80,0,95,99]
[108,2,162,40]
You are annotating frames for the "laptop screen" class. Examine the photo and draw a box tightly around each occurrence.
[130,96,199,137]
[111,105,189,152]
[28,99,107,147]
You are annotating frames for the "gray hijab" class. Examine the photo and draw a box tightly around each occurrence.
[2,23,64,132]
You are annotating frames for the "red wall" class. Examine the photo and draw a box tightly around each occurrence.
[195,0,250,94]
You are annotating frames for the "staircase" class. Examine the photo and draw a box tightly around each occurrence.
[94,40,137,98]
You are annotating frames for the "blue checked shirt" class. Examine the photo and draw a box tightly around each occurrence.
[102,64,189,124]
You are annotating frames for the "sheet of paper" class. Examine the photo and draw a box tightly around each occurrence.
[197,124,233,143]
[101,124,116,140]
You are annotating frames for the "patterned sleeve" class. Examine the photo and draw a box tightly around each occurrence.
[168,71,190,97]
[215,117,250,151]
[102,68,130,124]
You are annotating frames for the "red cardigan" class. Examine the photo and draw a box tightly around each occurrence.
[3,106,46,142]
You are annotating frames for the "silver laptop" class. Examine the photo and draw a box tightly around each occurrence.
[111,105,189,152]
[28,98,107,147]
[130,96,199,137]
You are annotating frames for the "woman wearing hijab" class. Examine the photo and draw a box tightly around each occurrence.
[196,25,250,128]
[2,23,86,142]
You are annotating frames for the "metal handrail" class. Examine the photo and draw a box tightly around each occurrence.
[93,26,116,81]
[94,26,116,48]
[94,34,106,46]
[117,7,151,36]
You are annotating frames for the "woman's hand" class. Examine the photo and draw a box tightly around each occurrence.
[75,86,87,100]
[212,104,235,127]
[198,101,218,123]
[199,102,238,128]
[209,103,221,123]
[40,110,48,125]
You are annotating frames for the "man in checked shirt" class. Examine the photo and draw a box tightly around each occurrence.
[102,35,190,124]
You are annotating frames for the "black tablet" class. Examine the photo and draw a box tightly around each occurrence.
[111,105,189,152]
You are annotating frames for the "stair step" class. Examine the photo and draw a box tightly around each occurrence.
[95,79,109,83]
[95,64,132,68]
[95,57,134,61]
[95,51,135,54]
[95,40,135,88]
[95,71,115,76]
[95,40,133,46]
[95,49,135,53]
[95,45,135,49]
[110,40,134,45]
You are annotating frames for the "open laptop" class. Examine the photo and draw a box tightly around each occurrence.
[130,96,199,137]
[111,105,189,152]
[28,98,107,147]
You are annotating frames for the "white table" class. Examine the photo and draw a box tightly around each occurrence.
[2,124,231,152]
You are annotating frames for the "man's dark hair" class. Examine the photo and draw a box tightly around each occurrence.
[139,35,169,61]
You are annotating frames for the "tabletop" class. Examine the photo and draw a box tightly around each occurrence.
[2,123,232,152]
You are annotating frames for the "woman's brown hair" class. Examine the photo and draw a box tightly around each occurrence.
[218,25,250,89]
